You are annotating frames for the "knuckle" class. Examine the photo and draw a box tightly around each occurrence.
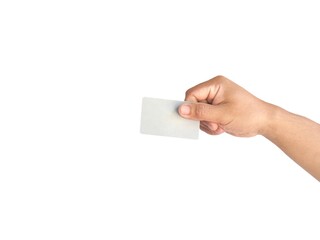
[213,75,227,84]
[194,104,207,118]
[185,88,193,97]
[185,89,197,102]
[185,89,191,96]
[215,75,225,80]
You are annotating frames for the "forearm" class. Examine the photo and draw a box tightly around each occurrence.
[262,104,320,181]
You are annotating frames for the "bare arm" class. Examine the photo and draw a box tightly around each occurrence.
[262,105,320,180]
[178,75,320,181]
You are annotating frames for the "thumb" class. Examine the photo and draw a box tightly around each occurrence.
[178,102,225,122]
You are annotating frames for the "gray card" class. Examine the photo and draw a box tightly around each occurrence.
[140,97,199,139]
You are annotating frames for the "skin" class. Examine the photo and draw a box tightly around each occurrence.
[178,75,320,181]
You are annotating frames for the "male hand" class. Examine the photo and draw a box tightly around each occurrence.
[179,75,272,137]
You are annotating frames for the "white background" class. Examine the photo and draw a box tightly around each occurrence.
[1,1,320,239]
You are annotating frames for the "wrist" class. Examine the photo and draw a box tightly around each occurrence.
[258,102,283,138]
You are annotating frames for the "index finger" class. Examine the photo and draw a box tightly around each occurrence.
[185,77,222,103]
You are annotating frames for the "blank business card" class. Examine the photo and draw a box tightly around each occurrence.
[140,97,199,139]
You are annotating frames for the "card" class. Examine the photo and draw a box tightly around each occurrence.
[140,97,199,139]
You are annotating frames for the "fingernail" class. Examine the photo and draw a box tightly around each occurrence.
[179,104,191,115]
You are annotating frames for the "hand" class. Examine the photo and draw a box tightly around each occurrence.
[178,75,272,137]
[179,75,320,180]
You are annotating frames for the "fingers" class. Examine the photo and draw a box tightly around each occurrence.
[200,123,225,135]
[178,102,226,123]
[200,121,225,135]
[184,75,225,103]
[201,121,219,131]
[180,75,234,135]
